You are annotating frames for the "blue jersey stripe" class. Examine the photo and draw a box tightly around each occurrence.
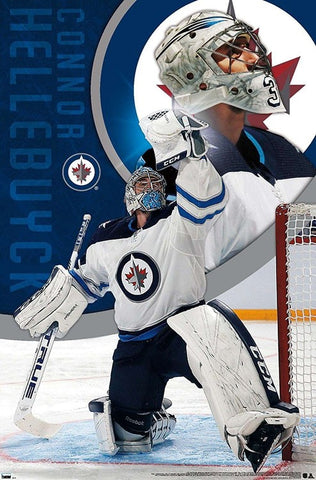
[178,205,225,224]
[119,322,167,342]
[176,180,225,208]
[70,269,106,300]
[244,130,266,165]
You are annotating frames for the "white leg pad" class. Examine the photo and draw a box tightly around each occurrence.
[168,304,273,440]
[92,399,119,456]
[168,302,300,471]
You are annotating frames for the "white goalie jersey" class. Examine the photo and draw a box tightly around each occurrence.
[71,156,227,333]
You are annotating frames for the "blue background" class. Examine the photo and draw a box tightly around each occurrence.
[1,0,315,316]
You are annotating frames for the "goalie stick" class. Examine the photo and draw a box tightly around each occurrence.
[14,213,91,438]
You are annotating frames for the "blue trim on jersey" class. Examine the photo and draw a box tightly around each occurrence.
[88,204,176,245]
[176,180,225,208]
[167,194,176,202]
[244,131,266,165]
[136,156,145,169]
[178,205,225,224]
[119,322,166,342]
[69,269,106,300]
[128,218,137,232]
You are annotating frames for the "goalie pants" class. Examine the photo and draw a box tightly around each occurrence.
[108,321,201,434]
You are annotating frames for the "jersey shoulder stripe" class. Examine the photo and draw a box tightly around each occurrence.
[177,204,225,224]
[176,179,226,208]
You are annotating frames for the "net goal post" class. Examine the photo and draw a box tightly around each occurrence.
[276,203,316,462]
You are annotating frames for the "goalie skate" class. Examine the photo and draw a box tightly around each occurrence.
[245,422,284,473]
[224,404,299,473]
[89,397,176,454]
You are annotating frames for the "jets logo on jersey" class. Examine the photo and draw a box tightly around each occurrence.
[125,262,147,292]
[116,252,160,302]
[62,153,101,191]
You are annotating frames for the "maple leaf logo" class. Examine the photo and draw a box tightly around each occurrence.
[72,155,91,183]
[125,255,148,292]
[158,30,304,131]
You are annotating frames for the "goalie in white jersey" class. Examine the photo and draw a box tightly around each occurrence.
[14,110,299,473]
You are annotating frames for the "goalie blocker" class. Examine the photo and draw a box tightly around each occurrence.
[167,300,299,473]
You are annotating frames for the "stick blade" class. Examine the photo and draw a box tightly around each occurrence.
[14,407,62,438]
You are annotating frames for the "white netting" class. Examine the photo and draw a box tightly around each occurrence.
[284,204,316,462]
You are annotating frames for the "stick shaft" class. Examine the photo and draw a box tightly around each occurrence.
[68,214,91,270]
[14,214,91,436]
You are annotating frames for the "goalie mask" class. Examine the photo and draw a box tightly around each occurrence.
[125,167,167,216]
[155,10,285,115]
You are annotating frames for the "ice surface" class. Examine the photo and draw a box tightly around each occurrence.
[1,323,315,479]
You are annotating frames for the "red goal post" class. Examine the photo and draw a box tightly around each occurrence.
[276,203,316,462]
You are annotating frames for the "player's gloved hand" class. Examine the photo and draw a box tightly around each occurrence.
[14,265,88,338]
[139,110,208,171]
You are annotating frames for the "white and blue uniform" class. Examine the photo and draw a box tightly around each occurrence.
[70,155,227,424]
[203,127,315,270]
[140,126,316,271]
[72,156,227,334]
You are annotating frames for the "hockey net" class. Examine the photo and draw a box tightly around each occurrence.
[276,203,316,462]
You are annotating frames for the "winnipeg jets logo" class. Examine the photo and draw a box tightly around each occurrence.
[72,156,91,183]
[125,255,148,292]
[116,252,160,302]
[62,153,101,191]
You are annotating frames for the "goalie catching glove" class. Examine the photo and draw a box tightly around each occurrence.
[139,110,209,171]
[14,265,88,338]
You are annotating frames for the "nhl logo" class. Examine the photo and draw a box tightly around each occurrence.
[62,153,101,191]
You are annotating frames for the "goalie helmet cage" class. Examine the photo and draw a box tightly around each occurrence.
[276,203,316,462]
